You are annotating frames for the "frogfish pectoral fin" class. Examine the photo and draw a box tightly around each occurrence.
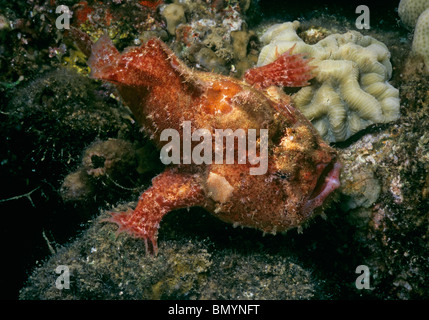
[103,168,206,255]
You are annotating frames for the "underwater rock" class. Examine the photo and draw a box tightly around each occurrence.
[160,3,186,36]
[138,29,169,44]
[61,139,136,202]
[3,68,134,182]
[257,21,400,143]
[232,30,256,50]
[19,210,317,300]
[0,66,144,297]
[0,14,10,33]
[175,19,234,75]
[61,138,162,204]
[81,139,137,180]
[61,168,94,202]
[337,60,429,298]
[339,128,429,298]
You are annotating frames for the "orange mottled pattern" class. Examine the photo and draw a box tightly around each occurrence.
[197,80,241,115]
[87,35,342,254]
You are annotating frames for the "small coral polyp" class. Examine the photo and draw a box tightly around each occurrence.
[257,21,401,143]
[83,33,341,255]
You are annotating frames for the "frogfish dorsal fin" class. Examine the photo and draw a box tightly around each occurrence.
[88,36,204,93]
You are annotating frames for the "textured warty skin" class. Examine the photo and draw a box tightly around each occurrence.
[86,34,341,255]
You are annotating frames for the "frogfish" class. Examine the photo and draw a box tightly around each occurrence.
[79,32,342,255]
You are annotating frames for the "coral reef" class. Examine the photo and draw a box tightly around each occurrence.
[170,0,260,77]
[257,21,400,143]
[2,0,427,301]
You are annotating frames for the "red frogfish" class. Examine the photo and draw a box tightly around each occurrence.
[85,34,342,255]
